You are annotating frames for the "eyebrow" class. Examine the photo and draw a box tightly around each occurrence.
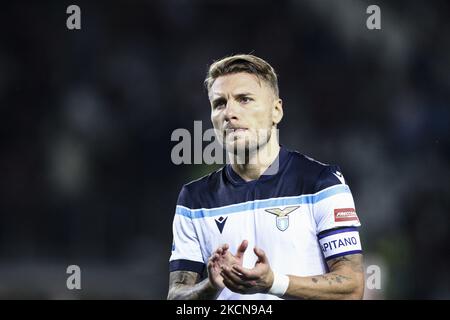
[233,92,255,98]
[211,92,255,100]
[211,96,226,107]
[210,92,256,106]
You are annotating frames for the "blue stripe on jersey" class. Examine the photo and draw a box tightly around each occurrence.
[176,184,350,219]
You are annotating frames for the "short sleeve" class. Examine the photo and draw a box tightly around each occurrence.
[313,165,361,233]
[313,165,363,260]
[169,186,205,274]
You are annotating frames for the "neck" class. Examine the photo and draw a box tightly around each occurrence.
[229,130,280,182]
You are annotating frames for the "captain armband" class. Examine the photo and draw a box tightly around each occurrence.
[318,227,362,260]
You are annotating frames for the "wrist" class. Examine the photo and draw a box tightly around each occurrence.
[207,278,224,293]
[268,272,290,297]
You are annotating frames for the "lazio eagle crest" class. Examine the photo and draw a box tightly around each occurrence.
[265,206,300,231]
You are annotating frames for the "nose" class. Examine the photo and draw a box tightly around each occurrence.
[224,100,239,122]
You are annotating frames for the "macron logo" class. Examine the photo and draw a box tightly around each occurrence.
[215,216,228,234]
[332,171,345,184]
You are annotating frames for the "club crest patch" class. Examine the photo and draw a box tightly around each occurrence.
[265,206,300,231]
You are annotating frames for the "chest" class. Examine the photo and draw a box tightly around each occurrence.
[192,204,318,263]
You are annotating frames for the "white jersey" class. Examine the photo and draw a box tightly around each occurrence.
[169,146,362,300]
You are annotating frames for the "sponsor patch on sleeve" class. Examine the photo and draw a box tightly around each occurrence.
[318,227,362,260]
[334,208,359,222]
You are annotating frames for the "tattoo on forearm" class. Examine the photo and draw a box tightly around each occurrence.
[306,254,364,293]
[311,273,352,286]
[168,271,216,300]
[172,271,197,287]
[328,255,364,273]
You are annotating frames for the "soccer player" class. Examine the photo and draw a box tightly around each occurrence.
[167,54,364,300]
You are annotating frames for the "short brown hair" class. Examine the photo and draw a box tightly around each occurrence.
[204,54,279,97]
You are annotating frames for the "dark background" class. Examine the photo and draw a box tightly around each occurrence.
[0,0,449,299]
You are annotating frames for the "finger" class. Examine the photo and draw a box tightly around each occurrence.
[236,240,248,259]
[221,266,249,286]
[214,243,228,254]
[210,253,219,262]
[221,268,252,292]
[224,266,256,289]
[253,247,268,263]
[232,265,259,280]
[207,258,216,271]
[222,278,246,294]
[216,244,229,256]
[208,255,218,268]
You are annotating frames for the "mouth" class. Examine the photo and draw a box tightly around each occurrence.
[224,127,248,136]
[230,128,247,132]
[224,125,248,132]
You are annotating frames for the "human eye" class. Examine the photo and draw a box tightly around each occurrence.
[213,99,226,109]
[239,96,253,104]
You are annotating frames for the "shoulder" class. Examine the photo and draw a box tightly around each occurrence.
[176,166,225,208]
[286,147,346,193]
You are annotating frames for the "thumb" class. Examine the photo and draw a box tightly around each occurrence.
[254,247,268,263]
[236,240,248,259]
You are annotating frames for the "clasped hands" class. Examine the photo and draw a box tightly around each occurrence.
[207,240,274,295]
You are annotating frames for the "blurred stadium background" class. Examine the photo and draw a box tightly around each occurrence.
[0,0,449,299]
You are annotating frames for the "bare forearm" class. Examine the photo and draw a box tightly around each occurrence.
[283,271,364,300]
[168,277,221,300]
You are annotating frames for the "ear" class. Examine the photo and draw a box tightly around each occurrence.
[272,98,283,126]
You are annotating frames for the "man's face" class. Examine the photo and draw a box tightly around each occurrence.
[209,72,282,154]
